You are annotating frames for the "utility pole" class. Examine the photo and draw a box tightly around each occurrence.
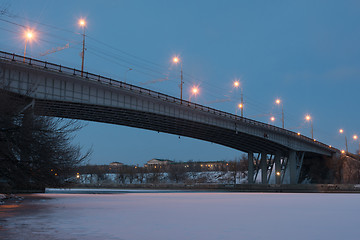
[281,104,284,128]
[81,26,85,77]
[79,19,86,77]
[240,88,244,117]
[180,61,183,103]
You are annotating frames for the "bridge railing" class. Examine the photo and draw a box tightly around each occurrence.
[0,51,335,152]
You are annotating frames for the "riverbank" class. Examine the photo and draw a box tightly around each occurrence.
[3,183,360,196]
[66,183,360,193]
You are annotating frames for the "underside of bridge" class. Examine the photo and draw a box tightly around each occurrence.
[3,91,328,184]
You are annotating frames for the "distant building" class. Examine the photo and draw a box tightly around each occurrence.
[145,159,173,167]
[109,162,123,167]
[198,161,227,170]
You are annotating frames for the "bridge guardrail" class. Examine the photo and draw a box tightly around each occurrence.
[0,51,336,152]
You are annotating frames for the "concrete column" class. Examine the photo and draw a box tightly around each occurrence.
[261,152,267,184]
[248,152,254,184]
[275,153,281,184]
[289,150,297,184]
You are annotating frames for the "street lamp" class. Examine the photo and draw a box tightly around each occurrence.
[79,18,86,77]
[233,80,243,117]
[23,29,34,62]
[270,116,275,123]
[173,56,183,103]
[236,103,243,116]
[305,114,313,139]
[189,86,199,102]
[339,129,348,152]
[275,98,284,128]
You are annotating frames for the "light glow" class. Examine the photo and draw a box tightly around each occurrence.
[24,30,34,41]
[305,115,311,121]
[173,57,180,63]
[339,129,344,134]
[270,116,275,122]
[275,99,281,105]
[238,103,243,109]
[353,135,358,140]
[233,80,240,88]
[191,86,199,95]
[276,172,281,176]
[341,150,345,154]
[79,19,86,27]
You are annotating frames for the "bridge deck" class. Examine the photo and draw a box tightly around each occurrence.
[0,50,338,157]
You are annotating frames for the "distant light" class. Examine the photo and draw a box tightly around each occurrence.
[79,19,86,27]
[192,86,199,95]
[24,30,34,41]
[341,150,345,154]
[313,139,316,142]
[270,116,275,122]
[354,135,358,140]
[339,129,344,134]
[305,115,311,121]
[26,32,33,39]
[329,145,332,148]
[297,132,301,136]
[275,99,281,105]
[238,103,243,109]
[233,80,240,88]
[173,57,180,63]
[276,172,281,176]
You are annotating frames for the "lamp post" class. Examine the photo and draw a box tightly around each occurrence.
[305,115,313,139]
[233,80,243,117]
[270,116,275,123]
[353,134,359,154]
[339,129,348,153]
[235,103,243,116]
[173,57,183,103]
[23,30,34,62]
[79,19,86,77]
[275,99,284,128]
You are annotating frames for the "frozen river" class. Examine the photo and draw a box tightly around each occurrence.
[1,190,360,240]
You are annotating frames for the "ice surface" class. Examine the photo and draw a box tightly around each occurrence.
[1,192,360,240]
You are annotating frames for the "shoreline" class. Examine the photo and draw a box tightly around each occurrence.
[47,183,360,193]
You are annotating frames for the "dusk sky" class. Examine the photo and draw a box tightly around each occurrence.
[1,0,359,165]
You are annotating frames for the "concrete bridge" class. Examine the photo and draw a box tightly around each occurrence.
[0,51,339,184]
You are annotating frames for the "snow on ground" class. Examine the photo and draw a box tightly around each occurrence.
[78,171,248,185]
[1,192,360,240]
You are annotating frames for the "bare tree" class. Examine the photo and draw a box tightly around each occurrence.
[0,93,91,190]
[167,163,187,183]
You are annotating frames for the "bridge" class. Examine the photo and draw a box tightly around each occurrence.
[0,51,339,184]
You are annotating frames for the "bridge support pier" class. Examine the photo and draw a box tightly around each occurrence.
[248,151,254,184]
[275,153,281,184]
[289,150,297,184]
[261,152,267,184]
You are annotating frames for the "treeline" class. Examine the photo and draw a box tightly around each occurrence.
[75,158,249,185]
